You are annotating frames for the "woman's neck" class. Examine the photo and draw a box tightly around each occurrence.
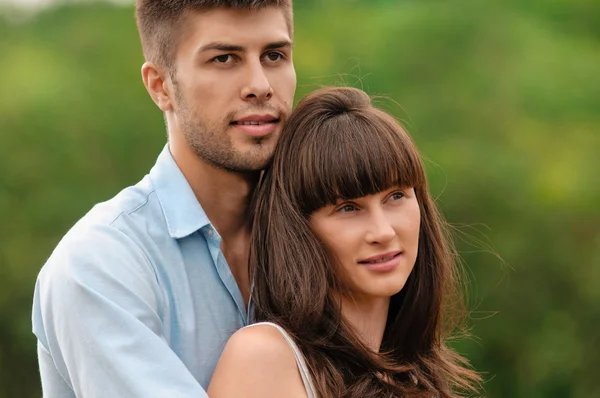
[341,295,390,352]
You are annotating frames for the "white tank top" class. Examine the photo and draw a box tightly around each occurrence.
[244,322,317,398]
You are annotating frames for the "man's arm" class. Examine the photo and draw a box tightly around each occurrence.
[32,225,208,398]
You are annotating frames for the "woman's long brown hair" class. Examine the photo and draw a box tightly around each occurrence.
[249,87,482,397]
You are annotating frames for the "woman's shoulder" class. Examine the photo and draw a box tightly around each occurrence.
[228,322,298,360]
[208,322,309,398]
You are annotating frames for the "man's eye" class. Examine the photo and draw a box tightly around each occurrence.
[213,54,233,64]
[265,52,284,62]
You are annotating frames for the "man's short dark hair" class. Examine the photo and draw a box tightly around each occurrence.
[135,0,293,70]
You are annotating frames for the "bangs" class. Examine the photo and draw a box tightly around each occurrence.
[292,110,426,216]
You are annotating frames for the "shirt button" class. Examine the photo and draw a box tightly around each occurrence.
[206,228,214,237]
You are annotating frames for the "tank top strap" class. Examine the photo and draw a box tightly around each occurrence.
[244,322,317,398]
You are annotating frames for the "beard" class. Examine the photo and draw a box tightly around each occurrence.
[174,87,280,173]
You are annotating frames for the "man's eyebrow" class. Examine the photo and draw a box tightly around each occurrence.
[197,43,245,53]
[264,40,293,50]
[197,40,292,54]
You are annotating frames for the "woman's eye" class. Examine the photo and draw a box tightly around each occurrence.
[337,204,357,213]
[390,191,405,201]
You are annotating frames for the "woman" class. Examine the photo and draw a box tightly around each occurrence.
[208,87,481,397]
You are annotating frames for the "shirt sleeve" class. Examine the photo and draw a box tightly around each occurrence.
[32,224,209,398]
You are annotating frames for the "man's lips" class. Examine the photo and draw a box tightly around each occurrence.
[230,114,279,125]
[230,114,280,136]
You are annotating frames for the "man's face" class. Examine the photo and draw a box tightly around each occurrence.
[170,6,296,173]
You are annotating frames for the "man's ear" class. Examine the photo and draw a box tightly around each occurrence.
[141,62,174,112]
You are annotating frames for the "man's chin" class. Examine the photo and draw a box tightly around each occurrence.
[223,151,275,173]
[240,155,275,172]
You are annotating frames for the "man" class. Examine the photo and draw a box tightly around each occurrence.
[32,1,296,396]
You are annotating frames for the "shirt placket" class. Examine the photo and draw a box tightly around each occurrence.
[202,225,248,325]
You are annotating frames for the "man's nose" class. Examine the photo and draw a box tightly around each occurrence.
[240,61,273,102]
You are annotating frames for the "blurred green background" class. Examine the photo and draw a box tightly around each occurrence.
[1,0,599,396]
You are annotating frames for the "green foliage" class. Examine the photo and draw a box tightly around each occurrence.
[1,1,598,396]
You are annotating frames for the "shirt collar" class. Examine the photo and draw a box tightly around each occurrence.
[149,144,211,239]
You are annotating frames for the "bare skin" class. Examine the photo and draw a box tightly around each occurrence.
[209,324,309,398]
[341,296,390,352]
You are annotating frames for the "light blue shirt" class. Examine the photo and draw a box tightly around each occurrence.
[32,145,249,397]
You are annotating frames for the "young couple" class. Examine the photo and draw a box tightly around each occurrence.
[33,1,481,397]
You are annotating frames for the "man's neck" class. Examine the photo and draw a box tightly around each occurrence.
[168,141,259,241]
[341,295,390,352]
[168,140,258,306]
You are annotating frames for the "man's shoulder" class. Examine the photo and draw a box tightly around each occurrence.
[85,174,160,230]
[41,175,167,277]
[76,174,163,236]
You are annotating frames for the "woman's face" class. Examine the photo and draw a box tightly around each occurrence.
[309,186,421,301]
